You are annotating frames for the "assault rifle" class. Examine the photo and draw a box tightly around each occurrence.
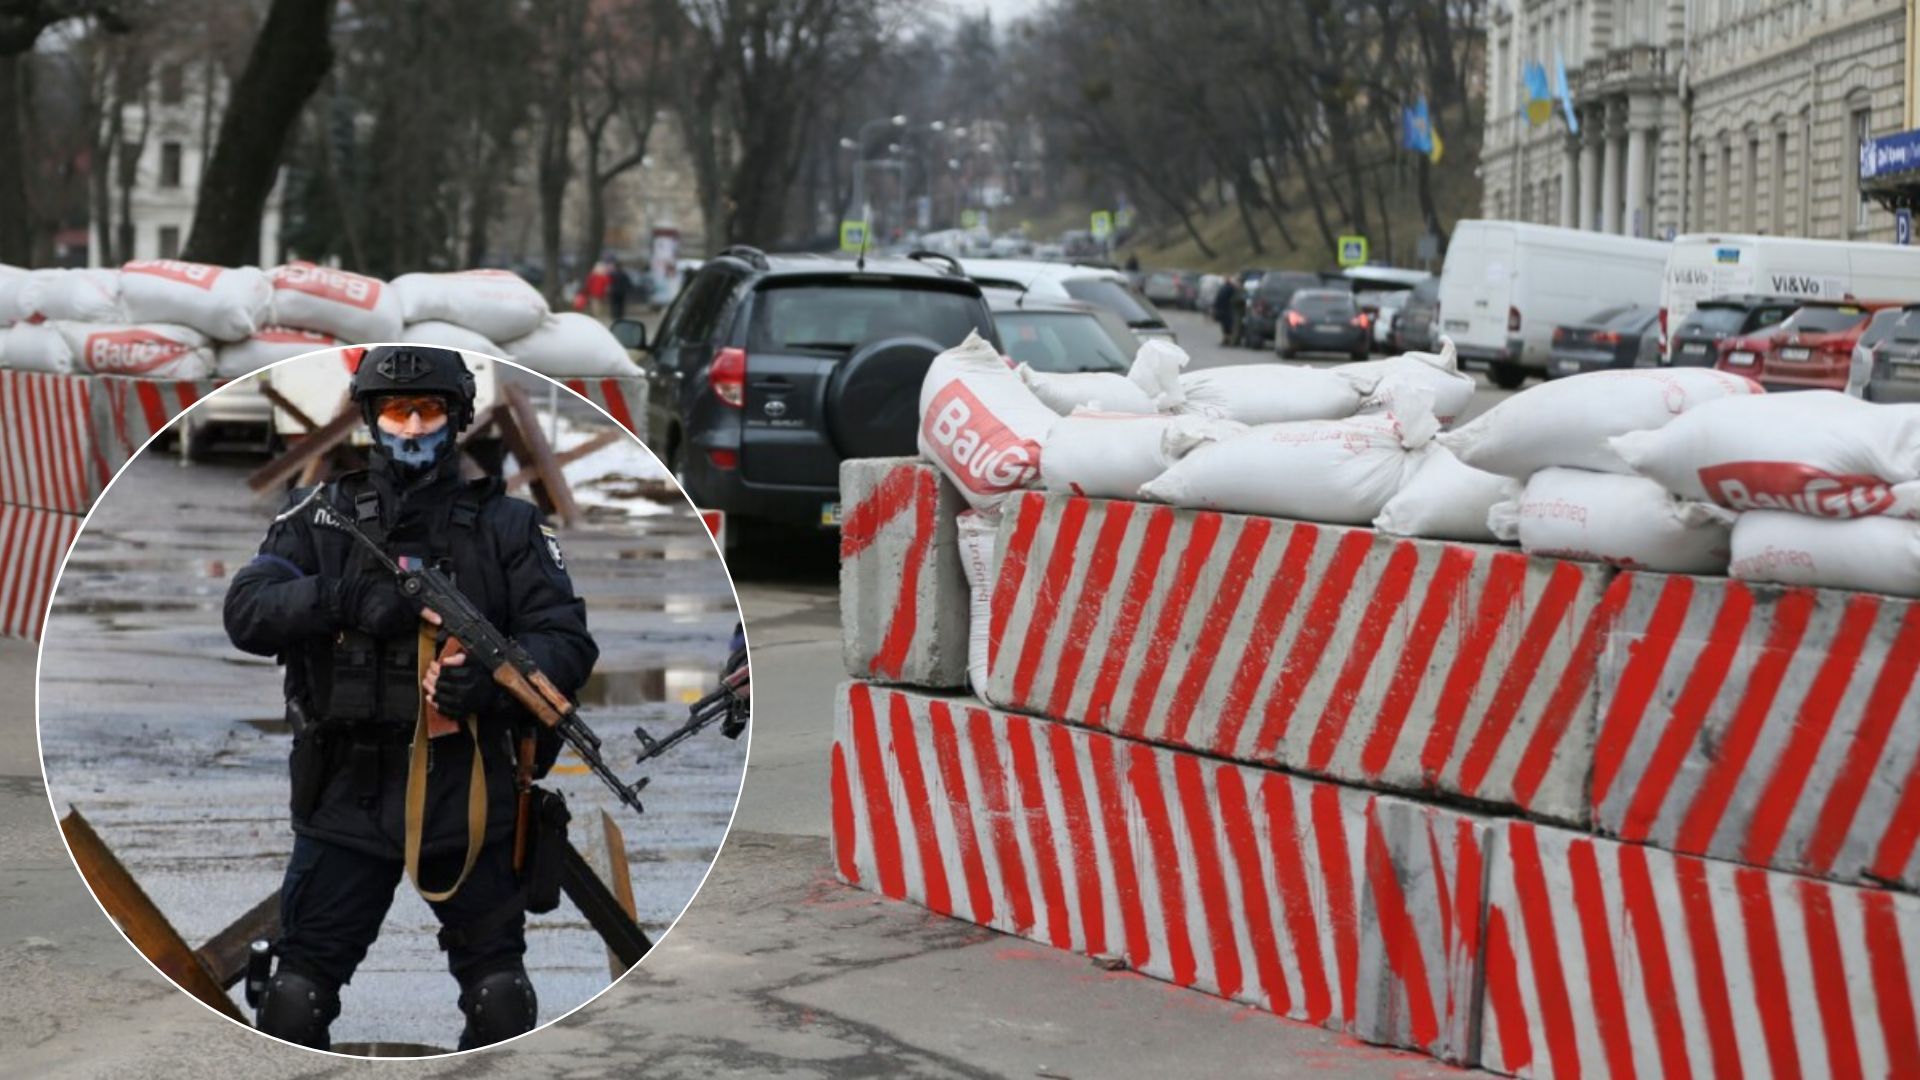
[299,489,649,815]
[633,662,749,774]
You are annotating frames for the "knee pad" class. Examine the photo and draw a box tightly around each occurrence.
[256,968,340,1050]
[457,966,537,1049]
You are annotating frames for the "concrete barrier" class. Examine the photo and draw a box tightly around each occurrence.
[91,376,210,476]
[1593,573,1920,893]
[838,459,969,688]
[0,370,109,514]
[0,503,80,640]
[558,375,647,439]
[831,679,1491,1057]
[1480,818,1920,1079]
[983,492,1620,825]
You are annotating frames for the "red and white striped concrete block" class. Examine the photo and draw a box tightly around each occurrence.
[830,680,1491,1057]
[559,376,647,439]
[1480,819,1920,1079]
[838,458,970,687]
[0,370,107,514]
[91,376,213,477]
[0,504,81,640]
[983,492,1621,824]
[1593,574,1920,893]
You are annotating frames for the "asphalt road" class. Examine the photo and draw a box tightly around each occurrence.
[0,308,1509,1075]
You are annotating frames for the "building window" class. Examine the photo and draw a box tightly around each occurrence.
[1720,143,1734,231]
[1801,109,1813,235]
[159,142,182,188]
[158,63,185,105]
[1745,136,1759,230]
[1695,147,1708,231]
[1853,105,1873,232]
[1772,129,1787,234]
[158,226,180,259]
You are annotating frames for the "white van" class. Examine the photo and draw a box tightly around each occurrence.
[1659,233,1920,361]
[1437,220,1669,387]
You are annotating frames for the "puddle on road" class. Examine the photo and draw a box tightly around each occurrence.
[593,594,736,615]
[238,718,290,734]
[60,598,202,616]
[580,666,713,707]
[73,559,231,578]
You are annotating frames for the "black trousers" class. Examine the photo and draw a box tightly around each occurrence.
[275,833,526,990]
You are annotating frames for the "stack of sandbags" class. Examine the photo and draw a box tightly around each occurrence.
[1174,363,1362,424]
[1331,336,1477,427]
[18,267,124,322]
[393,269,547,358]
[1040,410,1243,499]
[1371,445,1520,543]
[1441,368,1763,572]
[501,311,637,377]
[0,321,214,378]
[1611,390,1920,595]
[265,262,404,342]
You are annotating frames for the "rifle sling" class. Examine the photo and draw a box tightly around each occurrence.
[404,624,487,902]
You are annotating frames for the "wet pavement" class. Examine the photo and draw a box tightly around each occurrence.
[34,450,745,1051]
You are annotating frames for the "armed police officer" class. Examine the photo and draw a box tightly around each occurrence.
[223,345,598,1051]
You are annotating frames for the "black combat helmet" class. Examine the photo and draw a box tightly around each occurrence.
[350,344,477,432]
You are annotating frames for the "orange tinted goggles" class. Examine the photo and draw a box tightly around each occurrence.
[375,395,450,424]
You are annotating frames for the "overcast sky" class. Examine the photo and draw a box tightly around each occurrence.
[965,0,1046,27]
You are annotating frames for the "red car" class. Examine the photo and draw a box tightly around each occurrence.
[1715,301,1896,390]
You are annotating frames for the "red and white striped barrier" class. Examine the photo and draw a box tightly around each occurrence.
[0,370,107,514]
[91,376,212,476]
[1593,573,1920,892]
[838,459,969,688]
[831,680,1491,1059]
[560,376,647,439]
[983,492,1618,824]
[0,504,81,640]
[1480,819,1920,1079]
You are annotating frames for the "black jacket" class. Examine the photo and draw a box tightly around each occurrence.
[224,460,597,860]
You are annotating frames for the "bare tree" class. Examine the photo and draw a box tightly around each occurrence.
[572,0,676,272]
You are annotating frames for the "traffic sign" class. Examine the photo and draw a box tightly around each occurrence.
[1091,211,1114,240]
[1898,208,1913,246]
[961,209,979,229]
[1337,234,1369,267]
[839,220,868,253]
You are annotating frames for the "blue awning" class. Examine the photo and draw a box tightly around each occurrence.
[1860,128,1920,183]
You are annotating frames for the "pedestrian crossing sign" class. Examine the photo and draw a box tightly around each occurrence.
[1338,235,1369,267]
[840,221,868,253]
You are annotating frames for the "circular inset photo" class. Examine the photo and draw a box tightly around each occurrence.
[35,343,750,1057]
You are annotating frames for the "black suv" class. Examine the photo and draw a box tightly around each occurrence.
[614,247,999,540]
[1664,295,1798,366]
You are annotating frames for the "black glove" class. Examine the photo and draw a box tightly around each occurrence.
[329,574,420,638]
[431,659,499,718]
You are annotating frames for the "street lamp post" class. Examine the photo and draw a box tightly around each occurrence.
[848,114,908,229]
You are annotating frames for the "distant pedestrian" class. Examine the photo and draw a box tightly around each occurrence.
[1214,273,1241,345]
[1125,253,1140,273]
[582,260,613,320]
[608,259,631,321]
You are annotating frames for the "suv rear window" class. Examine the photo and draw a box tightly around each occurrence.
[998,311,1134,374]
[1292,291,1355,317]
[1679,305,1748,335]
[1062,277,1161,326]
[1783,306,1871,335]
[749,283,991,353]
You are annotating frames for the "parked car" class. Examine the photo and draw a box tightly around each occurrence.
[1142,271,1187,308]
[1175,271,1204,309]
[1242,270,1321,348]
[1859,304,1920,402]
[1664,295,1799,366]
[959,258,1176,343]
[1715,301,1896,391]
[1393,278,1442,352]
[1547,304,1659,376]
[1439,219,1669,388]
[612,245,998,545]
[1275,288,1370,360]
[986,289,1137,374]
[1660,232,1920,360]
[1197,273,1227,312]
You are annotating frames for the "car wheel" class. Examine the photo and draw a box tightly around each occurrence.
[1490,362,1528,390]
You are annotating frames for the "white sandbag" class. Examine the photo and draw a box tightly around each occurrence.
[1333,339,1476,425]
[501,312,636,376]
[53,322,214,378]
[392,269,548,343]
[1487,467,1730,573]
[0,264,28,324]
[1017,365,1156,415]
[918,330,1059,513]
[1438,367,1763,478]
[118,260,271,341]
[1611,391,1920,520]
[1041,411,1244,499]
[20,267,124,322]
[1374,445,1521,542]
[1729,511,1920,597]
[267,262,403,342]
[216,326,341,378]
[399,320,505,357]
[956,509,997,695]
[1127,338,1188,410]
[1142,385,1439,523]
[1,321,73,373]
[1176,363,1363,424]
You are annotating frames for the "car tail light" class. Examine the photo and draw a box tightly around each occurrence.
[1593,330,1621,345]
[1285,310,1306,328]
[709,347,746,407]
[1658,307,1669,354]
[1552,327,1566,344]
[1351,313,1370,329]
[707,448,739,469]
[1508,306,1522,333]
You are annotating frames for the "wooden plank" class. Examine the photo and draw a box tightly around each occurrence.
[258,385,321,434]
[195,891,280,990]
[503,382,581,527]
[490,406,560,521]
[600,810,640,981]
[559,837,652,970]
[59,808,249,1022]
[505,429,622,493]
